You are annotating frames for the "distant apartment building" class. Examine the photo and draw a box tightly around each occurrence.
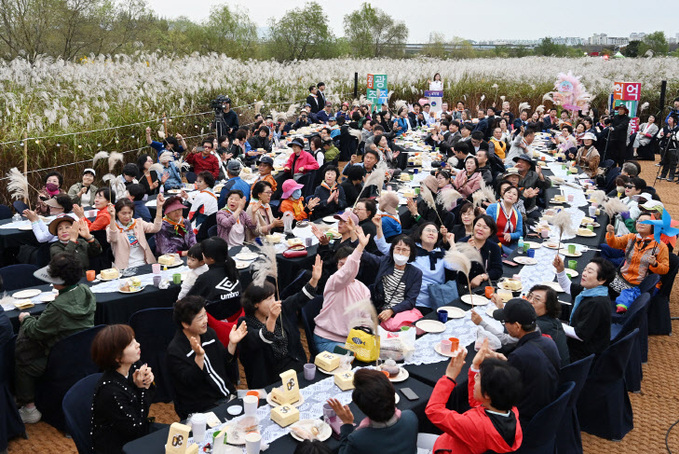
[588,33,629,46]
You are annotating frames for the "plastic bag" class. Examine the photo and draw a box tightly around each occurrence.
[378,325,416,362]
[474,326,502,351]
[345,326,380,362]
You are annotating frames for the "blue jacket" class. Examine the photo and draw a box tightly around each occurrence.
[162,162,183,191]
[218,177,251,209]
[133,200,152,222]
[362,248,422,314]
[485,202,524,242]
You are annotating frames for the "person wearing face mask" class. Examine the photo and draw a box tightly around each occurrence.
[485,185,523,253]
[280,179,320,222]
[36,171,66,215]
[68,168,98,206]
[238,256,322,388]
[361,223,423,330]
[554,256,616,361]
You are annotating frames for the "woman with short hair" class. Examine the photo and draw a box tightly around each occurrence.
[91,324,154,453]
[36,171,66,215]
[107,196,163,269]
[453,156,483,198]
[457,215,503,289]
[68,168,98,206]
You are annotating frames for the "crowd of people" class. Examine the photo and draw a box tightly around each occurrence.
[3,81,678,454]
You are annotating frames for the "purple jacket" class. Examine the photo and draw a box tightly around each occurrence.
[155,219,197,255]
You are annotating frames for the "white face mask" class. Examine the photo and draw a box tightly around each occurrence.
[393,254,409,266]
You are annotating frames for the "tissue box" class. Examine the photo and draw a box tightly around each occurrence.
[334,371,355,391]
[270,404,300,427]
[315,351,340,372]
[165,422,191,454]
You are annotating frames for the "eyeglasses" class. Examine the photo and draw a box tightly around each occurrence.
[203,145,213,149]
[525,292,543,303]
[625,184,635,189]
[393,246,410,254]
[422,228,438,233]
[261,191,272,195]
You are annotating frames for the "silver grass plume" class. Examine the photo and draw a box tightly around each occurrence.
[149,163,165,176]
[102,173,115,183]
[589,190,607,205]
[344,298,378,335]
[518,102,531,112]
[251,243,282,336]
[92,151,109,167]
[7,168,31,205]
[420,182,444,225]
[553,209,575,251]
[640,102,649,112]
[437,188,461,211]
[445,242,482,299]
[353,161,387,208]
[108,152,124,173]
[602,198,629,223]
[472,180,497,208]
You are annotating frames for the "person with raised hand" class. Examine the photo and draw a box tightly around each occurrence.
[425,339,523,454]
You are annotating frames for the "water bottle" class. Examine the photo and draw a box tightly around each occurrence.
[517,236,524,255]
[12,213,21,222]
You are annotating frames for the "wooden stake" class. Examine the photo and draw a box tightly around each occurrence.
[23,131,30,209]
[163,113,168,139]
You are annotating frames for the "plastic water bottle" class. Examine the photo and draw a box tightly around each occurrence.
[517,236,524,254]
[12,213,21,222]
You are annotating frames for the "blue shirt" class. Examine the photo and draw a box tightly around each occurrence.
[133,200,152,222]
[218,176,251,209]
[150,141,184,160]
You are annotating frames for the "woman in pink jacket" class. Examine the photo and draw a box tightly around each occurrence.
[106,195,163,270]
[313,224,371,353]
[283,138,320,177]
[453,156,483,198]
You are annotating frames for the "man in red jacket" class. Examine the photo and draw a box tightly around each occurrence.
[186,138,220,179]
[425,339,523,454]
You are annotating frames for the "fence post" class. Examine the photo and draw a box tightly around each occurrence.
[659,80,667,119]
[354,72,358,100]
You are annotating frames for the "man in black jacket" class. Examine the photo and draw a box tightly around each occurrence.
[306,85,321,113]
[167,296,247,419]
[610,105,631,166]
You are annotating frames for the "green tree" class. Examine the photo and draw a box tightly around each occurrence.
[449,37,475,59]
[623,40,641,57]
[343,2,408,58]
[203,4,258,58]
[640,31,668,56]
[420,32,448,58]
[534,37,571,57]
[266,2,336,61]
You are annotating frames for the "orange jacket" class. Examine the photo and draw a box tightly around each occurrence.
[280,198,309,221]
[606,232,669,285]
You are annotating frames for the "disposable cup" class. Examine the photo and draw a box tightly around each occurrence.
[303,363,316,381]
[440,339,452,354]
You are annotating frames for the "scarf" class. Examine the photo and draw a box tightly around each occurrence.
[116,219,138,246]
[416,245,444,271]
[570,285,609,323]
[321,181,337,192]
[289,198,305,219]
[163,216,188,236]
[357,409,401,430]
[499,202,517,234]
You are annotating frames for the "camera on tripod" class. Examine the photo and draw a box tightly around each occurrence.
[211,95,231,112]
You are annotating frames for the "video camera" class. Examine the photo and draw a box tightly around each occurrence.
[211,95,231,112]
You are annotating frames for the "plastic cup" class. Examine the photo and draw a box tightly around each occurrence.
[381,370,390,378]
[322,403,336,419]
[153,276,161,287]
[86,270,96,282]
[568,260,578,270]
[449,337,459,351]
[567,194,574,203]
[191,413,206,443]
[413,168,419,174]
[587,224,594,232]
[437,309,448,323]
[568,244,576,255]
[541,229,550,239]
[246,390,260,399]
[527,249,535,258]
[152,263,161,274]
[523,243,530,253]
[484,286,494,298]
[172,273,182,284]
[245,432,262,454]
[588,206,597,216]
[440,339,452,354]
[303,363,316,381]
[243,395,258,418]
[414,187,420,195]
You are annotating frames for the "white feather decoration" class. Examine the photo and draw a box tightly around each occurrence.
[553,210,576,237]
[254,100,265,115]
[285,103,299,117]
[536,105,545,113]
[6,168,30,202]
[108,152,124,172]
[602,198,629,221]
[500,95,506,102]
[543,93,554,102]
[92,151,109,167]
[353,161,388,208]
[149,163,164,176]
[421,183,444,226]
[251,244,279,290]
[437,188,461,211]
[175,158,191,171]
[480,94,486,103]
[518,102,531,112]
[472,180,497,207]
[640,102,649,112]
[445,242,482,291]
[589,190,607,205]
[102,173,115,183]
[394,100,407,111]
[344,298,378,334]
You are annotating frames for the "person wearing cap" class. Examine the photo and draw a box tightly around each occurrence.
[337,101,350,121]
[280,179,320,222]
[311,165,346,220]
[575,132,600,178]
[609,104,631,166]
[283,137,319,177]
[23,194,78,243]
[512,153,550,219]
[218,159,251,209]
[217,189,258,247]
[322,136,340,162]
[68,168,98,206]
[292,110,311,130]
[610,177,647,236]
[48,215,102,270]
[252,155,277,194]
[155,195,196,256]
[492,298,561,428]
[107,195,164,269]
[181,170,218,234]
[15,252,96,424]
[186,137,220,180]
[146,126,187,160]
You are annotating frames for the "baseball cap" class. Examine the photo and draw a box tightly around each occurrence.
[493,298,537,325]
[257,156,274,166]
[227,160,242,172]
[334,211,359,225]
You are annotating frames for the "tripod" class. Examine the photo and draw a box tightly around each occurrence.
[655,127,679,186]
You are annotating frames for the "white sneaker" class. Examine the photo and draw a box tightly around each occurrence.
[18,406,42,424]
[656,163,662,167]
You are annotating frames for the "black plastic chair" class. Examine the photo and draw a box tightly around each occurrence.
[128,308,176,403]
[196,213,217,242]
[515,381,574,454]
[0,264,42,291]
[300,296,324,358]
[297,171,317,198]
[185,171,197,183]
[62,373,102,454]
[556,355,595,454]
[610,293,649,393]
[0,204,11,220]
[0,335,25,451]
[577,328,638,441]
[207,224,218,238]
[34,325,105,432]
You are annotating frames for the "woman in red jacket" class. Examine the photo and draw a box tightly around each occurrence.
[284,138,320,176]
[425,340,523,454]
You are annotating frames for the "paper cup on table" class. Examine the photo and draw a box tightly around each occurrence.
[245,432,262,454]
[541,229,550,238]
[191,413,206,443]
[449,337,459,351]
[440,339,452,354]
[437,309,448,323]
[567,194,574,203]
[152,263,161,274]
[303,363,316,381]
[588,206,597,216]
[243,395,258,418]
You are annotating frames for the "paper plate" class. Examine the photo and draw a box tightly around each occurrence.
[565,268,579,278]
[525,241,542,249]
[541,281,564,293]
[289,420,332,442]
[235,260,251,270]
[562,249,582,258]
[159,258,184,268]
[576,229,596,238]
[486,306,499,317]
[379,367,409,383]
[18,224,34,231]
[13,289,42,299]
[395,392,400,404]
[514,256,537,265]
[118,286,145,294]
[317,365,341,375]
[437,306,466,319]
[266,392,304,408]
[37,292,56,303]
[415,319,446,333]
[234,252,258,261]
[543,241,561,250]
[226,405,243,416]
[460,294,490,306]
[322,215,337,223]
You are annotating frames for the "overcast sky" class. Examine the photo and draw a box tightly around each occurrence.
[144,0,677,43]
